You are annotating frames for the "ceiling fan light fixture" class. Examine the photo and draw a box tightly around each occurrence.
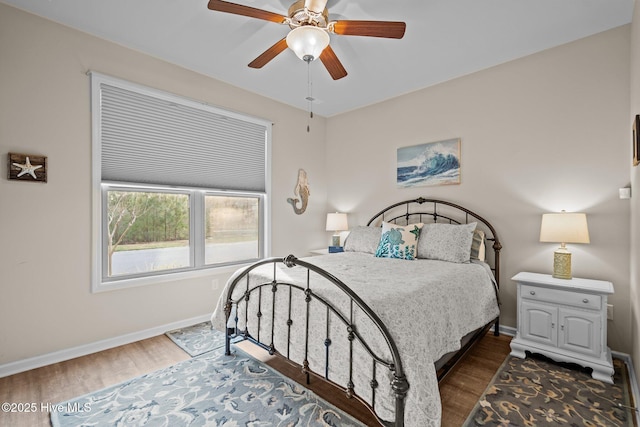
[286,26,329,62]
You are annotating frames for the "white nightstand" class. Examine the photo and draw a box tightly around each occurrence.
[510,272,614,384]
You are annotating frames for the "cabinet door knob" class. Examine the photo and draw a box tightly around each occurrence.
[582,298,589,303]
[530,291,536,295]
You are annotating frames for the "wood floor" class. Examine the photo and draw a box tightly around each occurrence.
[0,331,511,427]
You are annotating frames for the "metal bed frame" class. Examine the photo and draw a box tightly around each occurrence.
[222,197,501,427]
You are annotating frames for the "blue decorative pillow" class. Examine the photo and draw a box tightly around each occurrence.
[375,222,423,260]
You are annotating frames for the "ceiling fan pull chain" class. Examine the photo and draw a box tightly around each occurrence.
[305,57,314,132]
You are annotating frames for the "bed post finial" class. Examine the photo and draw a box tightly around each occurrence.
[284,254,298,268]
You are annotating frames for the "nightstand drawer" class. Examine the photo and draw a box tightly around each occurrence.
[521,285,601,310]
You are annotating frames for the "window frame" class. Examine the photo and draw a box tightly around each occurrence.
[91,73,271,293]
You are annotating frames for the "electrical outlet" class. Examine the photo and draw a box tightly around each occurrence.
[211,278,220,290]
[607,304,613,320]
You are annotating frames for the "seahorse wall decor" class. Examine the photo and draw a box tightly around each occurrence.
[287,169,310,215]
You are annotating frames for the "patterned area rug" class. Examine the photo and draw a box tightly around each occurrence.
[50,346,365,427]
[463,354,636,426]
[165,321,226,357]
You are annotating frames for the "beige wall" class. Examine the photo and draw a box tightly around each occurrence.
[630,0,640,384]
[0,4,328,365]
[326,26,632,353]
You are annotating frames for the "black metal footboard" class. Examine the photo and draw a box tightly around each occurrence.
[223,254,408,427]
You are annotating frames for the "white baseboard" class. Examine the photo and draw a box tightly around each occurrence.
[0,314,211,379]
[611,350,640,425]
[497,324,516,337]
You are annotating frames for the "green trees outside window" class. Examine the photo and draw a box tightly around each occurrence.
[105,188,262,279]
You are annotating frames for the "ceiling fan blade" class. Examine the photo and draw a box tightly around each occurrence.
[319,45,347,80]
[331,20,406,39]
[304,0,328,14]
[208,0,287,24]
[248,38,289,68]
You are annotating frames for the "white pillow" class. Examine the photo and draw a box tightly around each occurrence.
[343,226,382,254]
[470,229,486,261]
[374,222,423,260]
[418,222,477,263]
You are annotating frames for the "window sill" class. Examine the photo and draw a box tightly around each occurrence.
[91,263,251,293]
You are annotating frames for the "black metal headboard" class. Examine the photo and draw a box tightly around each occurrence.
[366,197,502,289]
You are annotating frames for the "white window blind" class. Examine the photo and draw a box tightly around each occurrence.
[97,78,268,192]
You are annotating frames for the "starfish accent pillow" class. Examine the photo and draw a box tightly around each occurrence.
[375,222,423,260]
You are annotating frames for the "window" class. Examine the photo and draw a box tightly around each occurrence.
[204,194,261,265]
[91,72,271,291]
[105,188,191,278]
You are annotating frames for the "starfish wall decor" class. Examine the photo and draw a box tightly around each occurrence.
[8,152,47,182]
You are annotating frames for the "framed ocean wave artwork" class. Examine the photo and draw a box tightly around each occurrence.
[397,138,461,187]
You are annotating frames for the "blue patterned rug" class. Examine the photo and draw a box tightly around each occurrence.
[165,321,225,357]
[50,346,365,427]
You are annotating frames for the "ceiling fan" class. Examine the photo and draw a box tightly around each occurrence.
[207,0,406,80]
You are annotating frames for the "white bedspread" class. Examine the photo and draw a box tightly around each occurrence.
[212,252,499,427]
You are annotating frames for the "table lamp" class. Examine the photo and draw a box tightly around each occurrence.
[326,212,348,247]
[539,211,590,279]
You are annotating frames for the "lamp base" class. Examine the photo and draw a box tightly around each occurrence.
[552,249,572,279]
[331,234,340,247]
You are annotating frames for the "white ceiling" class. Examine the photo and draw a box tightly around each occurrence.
[1,0,634,117]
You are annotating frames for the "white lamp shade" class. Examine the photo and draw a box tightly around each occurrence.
[286,26,330,61]
[540,212,590,244]
[326,212,348,232]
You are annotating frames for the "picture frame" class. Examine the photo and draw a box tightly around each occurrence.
[7,152,48,183]
[634,115,640,167]
[397,138,461,187]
